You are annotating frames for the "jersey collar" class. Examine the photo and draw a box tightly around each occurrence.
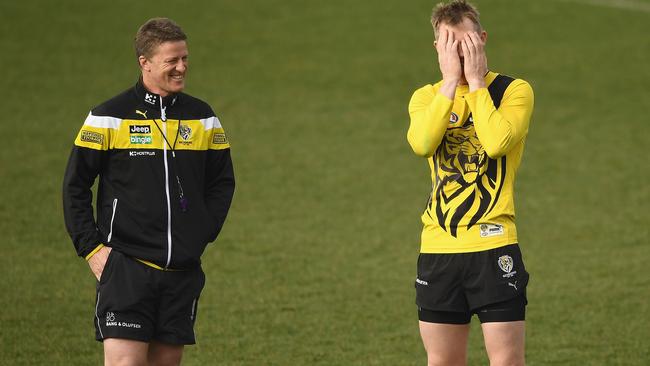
[135,78,179,110]
[455,71,498,95]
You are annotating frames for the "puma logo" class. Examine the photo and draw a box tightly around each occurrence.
[508,281,518,291]
[135,110,148,119]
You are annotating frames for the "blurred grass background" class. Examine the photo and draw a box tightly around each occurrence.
[0,0,648,364]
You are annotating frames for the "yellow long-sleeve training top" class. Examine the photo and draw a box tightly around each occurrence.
[408,71,534,253]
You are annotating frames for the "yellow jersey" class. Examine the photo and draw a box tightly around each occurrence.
[407,72,534,253]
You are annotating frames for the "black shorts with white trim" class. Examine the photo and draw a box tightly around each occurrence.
[94,250,205,344]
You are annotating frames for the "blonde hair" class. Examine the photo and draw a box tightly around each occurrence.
[431,0,482,37]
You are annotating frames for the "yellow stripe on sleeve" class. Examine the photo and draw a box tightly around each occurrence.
[75,127,111,151]
[85,244,105,260]
[209,127,231,150]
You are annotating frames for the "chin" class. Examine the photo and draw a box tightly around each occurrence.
[167,83,185,93]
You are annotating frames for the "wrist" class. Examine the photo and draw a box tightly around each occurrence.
[442,77,460,86]
[85,244,105,261]
[438,78,459,100]
[468,78,486,92]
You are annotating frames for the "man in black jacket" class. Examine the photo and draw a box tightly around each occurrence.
[63,18,235,365]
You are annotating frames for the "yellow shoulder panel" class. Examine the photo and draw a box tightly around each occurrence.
[201,116,231,150]
[75,127,111,151]
[74,113,121,151]
[208,127,230,150]
[174,119,210,151]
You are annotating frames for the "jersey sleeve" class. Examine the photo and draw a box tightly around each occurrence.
[464,79,534,158]
[62,112,116,258]
[202,115,235,242]
[407,85,454,157]
[202,115,231,150]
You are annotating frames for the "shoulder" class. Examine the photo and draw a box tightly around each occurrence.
[510,78,533,95]
[410,83,440,105]
[507,78,534,108]
[408,81,447,113]
[496,74,534,98]
[177,92,216,119]
[412,82,442,97]
[90,87,137,118]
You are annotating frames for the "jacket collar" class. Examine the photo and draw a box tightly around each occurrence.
[135,77,179,110]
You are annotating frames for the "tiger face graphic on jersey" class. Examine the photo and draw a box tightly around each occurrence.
[429,115,506,237]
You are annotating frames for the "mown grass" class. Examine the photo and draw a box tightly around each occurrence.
[0,0,648,364]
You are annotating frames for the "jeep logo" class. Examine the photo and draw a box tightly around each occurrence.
[130,125,151,134]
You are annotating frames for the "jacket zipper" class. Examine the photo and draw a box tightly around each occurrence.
[160,99,173,269]
[107,198,118,242]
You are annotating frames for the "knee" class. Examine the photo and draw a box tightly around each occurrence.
[148,353,182,366]
[149,360,181,366]
[147,349,183,366]
[105,356,147,366]
[427,353,466,366]
[488,353,525,366]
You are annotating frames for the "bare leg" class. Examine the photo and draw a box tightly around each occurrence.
[481,321,526,366]
[148,341,184,366]
[103,338,148,366]
[419,321,470,366]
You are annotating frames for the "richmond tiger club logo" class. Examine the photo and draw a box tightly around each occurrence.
[498,255,517,278]
[177,124,194,145]
[428,114,506,237]
[179,124,192,141]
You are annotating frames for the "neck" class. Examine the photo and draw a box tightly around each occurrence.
[458,69,490,86]
[141,75,170,97]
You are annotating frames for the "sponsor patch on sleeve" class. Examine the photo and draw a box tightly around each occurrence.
[80,130,104,145]
[212,133,227,144]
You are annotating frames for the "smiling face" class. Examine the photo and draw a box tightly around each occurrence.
[139,40,188,96]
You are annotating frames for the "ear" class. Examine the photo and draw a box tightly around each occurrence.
[480,30,488,44]
[138,55,149,72]
[433,28,440,49]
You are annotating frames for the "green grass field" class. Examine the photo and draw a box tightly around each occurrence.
[1,0,649,364]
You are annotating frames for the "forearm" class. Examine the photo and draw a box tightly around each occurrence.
[204,149,235,241]
[62,147,102,257]
[438,79,459,100]
[407,91,454,157]
[465,83,533,158]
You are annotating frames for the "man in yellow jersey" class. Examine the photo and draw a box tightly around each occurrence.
[407,1,534,365]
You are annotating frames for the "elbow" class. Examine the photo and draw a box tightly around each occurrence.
[482,142,509,159]
[410,143,435,157]
[407,130,435,157]
[481,131,525,158]
[408,138,435,157]
[479,130,514,159]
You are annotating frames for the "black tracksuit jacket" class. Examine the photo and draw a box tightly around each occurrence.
[63,80,235,269]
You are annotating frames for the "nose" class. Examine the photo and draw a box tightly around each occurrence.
[176,59,187,73]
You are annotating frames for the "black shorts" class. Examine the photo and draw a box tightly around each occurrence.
[415,244,529,324]
[94,250,205,344]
